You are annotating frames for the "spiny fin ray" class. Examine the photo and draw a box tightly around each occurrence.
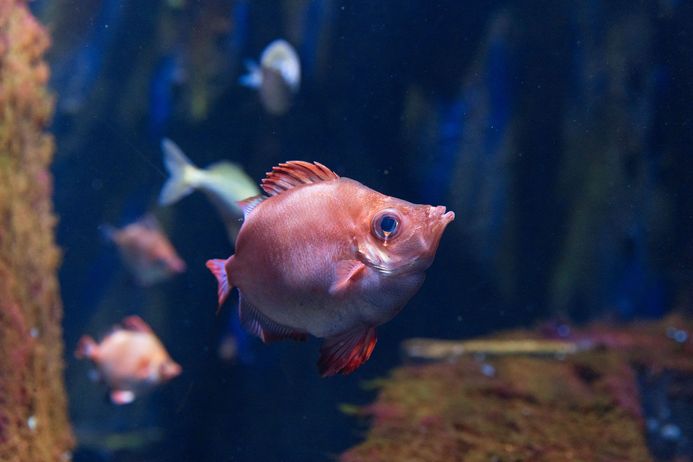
[237,195,265,219]
[318,326,377,377]
[261,161,339,196]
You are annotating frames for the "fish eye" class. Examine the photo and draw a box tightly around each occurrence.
[372,210,401,241]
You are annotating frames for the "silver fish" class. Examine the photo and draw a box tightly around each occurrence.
[239,39,301,115]
[159,138,260,241]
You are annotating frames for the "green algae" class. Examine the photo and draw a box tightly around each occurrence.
[0,1,74,460]
[341,317,693,462]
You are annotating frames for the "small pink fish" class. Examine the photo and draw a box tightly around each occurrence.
[103,215,186,286]
[75,315,182,405]
[207,161,454,376]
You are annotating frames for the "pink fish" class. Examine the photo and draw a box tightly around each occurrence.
[75,315,182,404]
[103,215,186,286]
[207,161,454,376]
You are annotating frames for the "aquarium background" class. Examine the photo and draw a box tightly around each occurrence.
[26,0,693,460]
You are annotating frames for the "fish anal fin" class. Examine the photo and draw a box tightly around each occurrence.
[330,260,367,295]
[238,293,307,343]
[239,59,262,88]
[206,258,233,309]
[135,357,152,378]
[110,390,136,405]
[237,195,265,219]
[261,161,339,196]
[318,326,377,377]
[121,315,153,334]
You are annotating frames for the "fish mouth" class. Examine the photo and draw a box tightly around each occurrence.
[430,206,455,226]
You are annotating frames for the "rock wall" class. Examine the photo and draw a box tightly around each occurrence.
[0,1,74,460]
[341,317,693,461]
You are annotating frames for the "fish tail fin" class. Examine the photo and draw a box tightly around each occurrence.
[98,223,118,243]
[75,335,98,360]
[159,138,197,206]
[239,60,262,89]
[206,257,233,311]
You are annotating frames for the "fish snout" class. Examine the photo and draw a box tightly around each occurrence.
[429,205,455,225]
[160,361,182,380]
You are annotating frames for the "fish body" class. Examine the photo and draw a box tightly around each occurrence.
[240,39,300,115]
[159,138,260,240]
[75,316,181,405]
[207,161,454,376]
[104,215,185,286]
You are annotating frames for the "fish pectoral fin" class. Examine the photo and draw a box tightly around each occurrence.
[121,315,154,334]
[135,357,152,378]
[110,390,136,405]
[330,260,367,295]
[238,292,307,343]
[318,326,377,377]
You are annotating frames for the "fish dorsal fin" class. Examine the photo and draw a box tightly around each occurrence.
[121,315,153,334]
[261,161,339,196]
[238,293,307,343]
[236,195,265,219]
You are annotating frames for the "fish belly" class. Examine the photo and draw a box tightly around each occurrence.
[237,264,363,339]
[232,181,370,337]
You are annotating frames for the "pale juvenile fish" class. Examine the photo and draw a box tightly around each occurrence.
[207,161,454,376]
[159,138,260,241]
[239,39,300,115]
[75,315,182,405]
[103,215,186,286]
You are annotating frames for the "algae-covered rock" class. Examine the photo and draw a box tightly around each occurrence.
[0,1,74,460]
[342,317,693,462]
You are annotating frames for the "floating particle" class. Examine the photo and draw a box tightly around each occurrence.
[27,416,37,431]
[660,423,681,441]
[481,363,496,377]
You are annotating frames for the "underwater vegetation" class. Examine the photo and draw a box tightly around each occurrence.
[0,1,73,460]
[341,315,693,461]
